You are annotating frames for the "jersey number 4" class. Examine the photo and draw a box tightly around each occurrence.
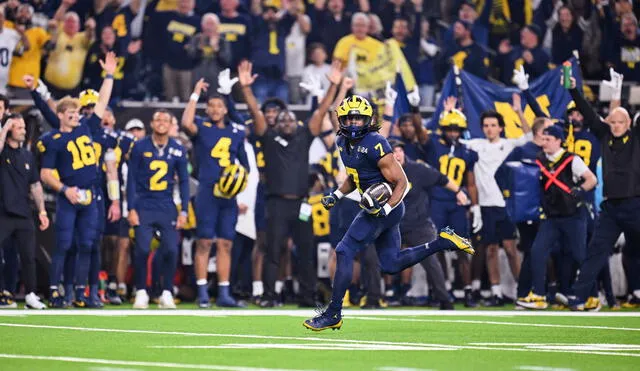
[211,137,232,167]
[67,135,97,170]
[149,160,168,191]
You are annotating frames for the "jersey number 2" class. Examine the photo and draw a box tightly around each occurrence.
[149,160,168,191]
[67,135,97,170]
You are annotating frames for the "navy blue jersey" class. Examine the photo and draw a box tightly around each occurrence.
[192,116,246,187]
[126,137,189,211]
[92,128,119,187]
[498,46,550,84]
[446,41,490,79]
[568,130,601,175]
[425,137,478,202]
[336,132,392,193]
[38,125,98,189]
[97,5,136,45]
[219,14,252,67]
[251,15,296,79]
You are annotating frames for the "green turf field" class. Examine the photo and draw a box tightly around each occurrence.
[0,308,639,371]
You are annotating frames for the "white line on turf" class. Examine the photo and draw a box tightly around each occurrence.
[0,354,313,371]
[2,323,639,358]
[516,367,575,371]
[149,343,455,351]
[0,309,638,317]
[378,368,436,371]
[348,316,640,332]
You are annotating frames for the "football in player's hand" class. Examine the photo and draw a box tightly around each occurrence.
[361,182,393,210]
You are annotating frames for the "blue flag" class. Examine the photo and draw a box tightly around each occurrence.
[430,58,584,138]
[392,72,410,123]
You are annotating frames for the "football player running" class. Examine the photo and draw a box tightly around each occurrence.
[303,95,475,331]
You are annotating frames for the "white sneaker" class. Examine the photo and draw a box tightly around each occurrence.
[24,292,47,309]
[158,290,177,309]
[133,289,149,309]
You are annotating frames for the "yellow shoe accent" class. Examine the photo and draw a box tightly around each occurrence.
[516,291,548,310]
[551,303,567,310]
[379,298,388,308]
[342,290,352,308]
[439,227,475,255]
[302,319,343,332]
[622,300,639,308]
[584,297,601,312]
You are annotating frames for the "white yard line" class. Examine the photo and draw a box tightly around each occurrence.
[0,309,638,317]
[347,316,640,332]
[0,354,313,371]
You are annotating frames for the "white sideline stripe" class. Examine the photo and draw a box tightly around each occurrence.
[3,323,640,358]
[516,367,575,371]
[149,343,456,351]
[0,309,639,317]
[348,316,640,332]
[0,354,312,371]
[0,323,466,347]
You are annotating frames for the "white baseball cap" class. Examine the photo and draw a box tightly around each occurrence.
[124,118,145,131]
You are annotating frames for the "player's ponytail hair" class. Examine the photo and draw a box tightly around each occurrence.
[56,96,80,113]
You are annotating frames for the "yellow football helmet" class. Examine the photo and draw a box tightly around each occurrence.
[79,89,99,108]
[336,95,374,139]
[439,109,468,130]
[214,164,249,199]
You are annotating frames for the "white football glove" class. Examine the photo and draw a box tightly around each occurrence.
[470,205,483,234]
[299,74,324,97]
[420,39,440,57]
[217,68,239,95]
[36,79,51,101]
[512,65,529,91]
[385,81,398,103]
[601,67,623,101]
[407,86,420,107]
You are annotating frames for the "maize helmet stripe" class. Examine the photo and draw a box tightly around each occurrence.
[229,167,247,196]
[221,165,238,193]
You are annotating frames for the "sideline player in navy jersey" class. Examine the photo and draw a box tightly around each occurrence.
[127,109,189,309]
[181,78,249,308]
[37,54,119,308]
[425,105,481,307]
[303,95,475,331]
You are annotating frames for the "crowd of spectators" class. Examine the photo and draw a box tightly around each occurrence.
[0,0,638,107]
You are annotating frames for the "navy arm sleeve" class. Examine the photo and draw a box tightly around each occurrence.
[522,89,547,118]
[126,144,140,211]
[225,94,248,124]
[176,151,190,212]
[419,163,449,190]
[569,88,609,139]
[31,90,60,129]
[237,140,249,169]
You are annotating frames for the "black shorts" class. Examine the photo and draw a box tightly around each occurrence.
[400,219,437,247]
[478,206,517,245]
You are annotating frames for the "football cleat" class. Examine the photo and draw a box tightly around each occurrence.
[584,296,602,312]
[0,291,18,309]
[133,289,149,309]
[303,308,343,332]
[48,289,65,309]
[216,295,248,308]
[464,289,479,308]
[516,292,548,309]
[106,288,122,305]
[342,290,352,308]
[158,290,177,309]
[439,227,475,255]
[568,296,585,311]
[484,295,505,307]
[24,293,46,310]
[622,294,640,308]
